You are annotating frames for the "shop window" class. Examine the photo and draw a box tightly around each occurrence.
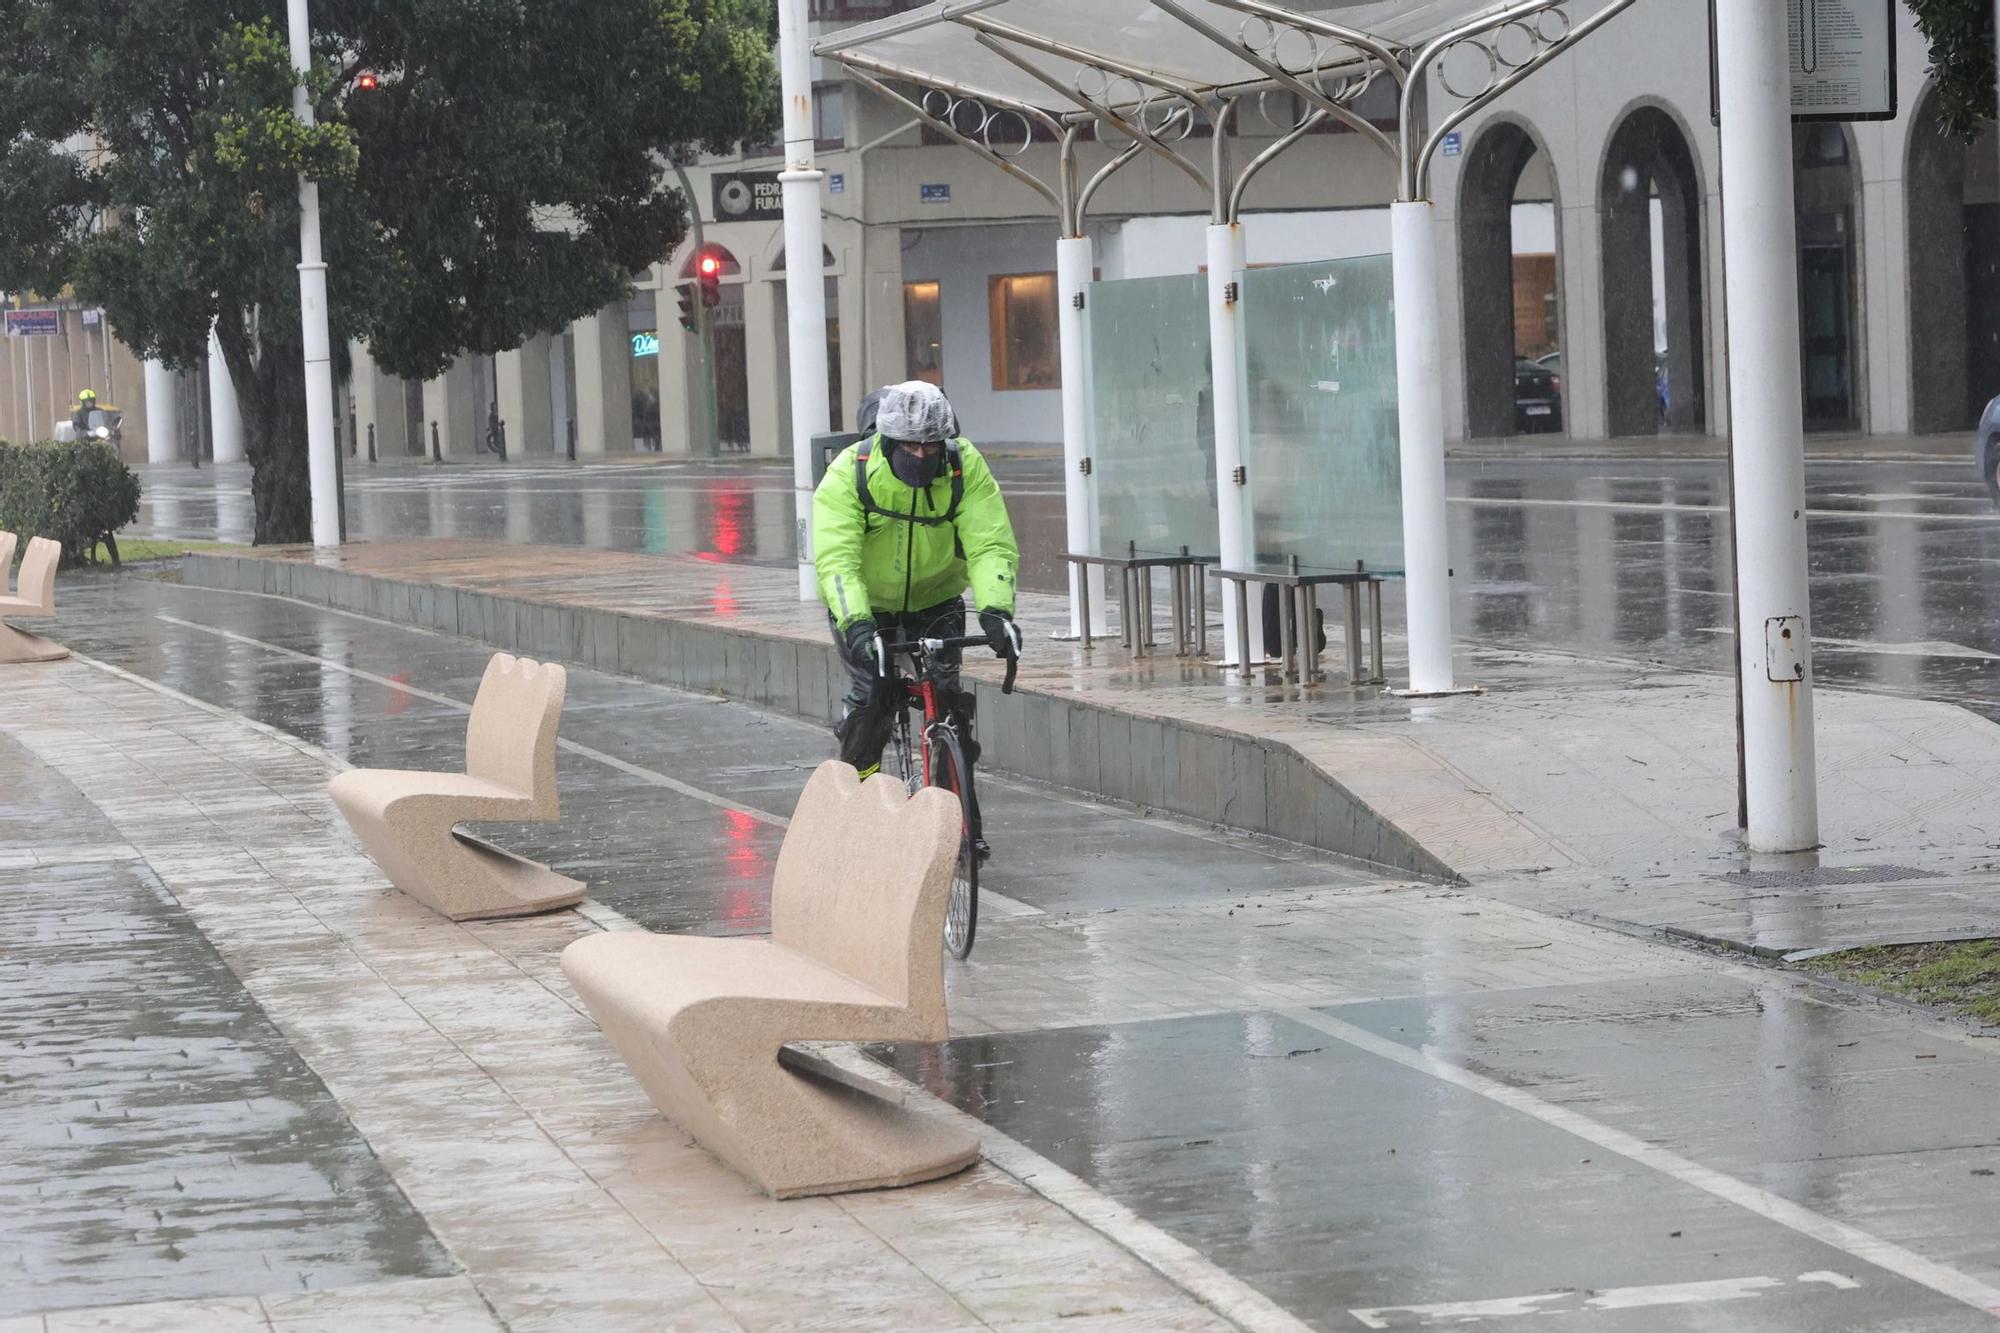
[987,271,1059,391]
[904,281,943,385]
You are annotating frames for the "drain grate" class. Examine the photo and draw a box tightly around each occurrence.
[1708,864,1937,890]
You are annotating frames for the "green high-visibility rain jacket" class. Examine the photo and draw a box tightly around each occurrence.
[813,436,1019,630]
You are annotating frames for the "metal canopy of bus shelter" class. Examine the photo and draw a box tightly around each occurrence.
[809,0,1640,685]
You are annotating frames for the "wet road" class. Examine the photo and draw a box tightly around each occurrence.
[18,569,2000,1328]
[133,453,2000,720]
[47,573,1379,934]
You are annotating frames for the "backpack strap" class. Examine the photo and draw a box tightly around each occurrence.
[855,437,964,527]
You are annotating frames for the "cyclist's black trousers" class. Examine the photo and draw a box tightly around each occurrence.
[828,597,983,834]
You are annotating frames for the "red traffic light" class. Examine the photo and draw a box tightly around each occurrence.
[698,253,722,277]
[356,71,379,91]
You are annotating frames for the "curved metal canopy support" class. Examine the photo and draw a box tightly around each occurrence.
[1227,104,1330,222]
[834,56,1068,216]
[1146,0,1395,218]
[961,22,1215,203]
[1401,0,1641,199]
[1074,136,1149,231]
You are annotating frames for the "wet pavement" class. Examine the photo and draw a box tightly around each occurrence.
[880,971,2000,1330]
[130,453,2000,719]
[6,566,2000,1328]
[0,734,449,1318]
[40,573,1379,934]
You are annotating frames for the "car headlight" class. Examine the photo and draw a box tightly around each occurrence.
[92,427,110,439]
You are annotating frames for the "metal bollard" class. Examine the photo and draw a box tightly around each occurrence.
[566,417,577,462]
[367,423,376,462]
[430,421,441,463]
[496,419,507,462]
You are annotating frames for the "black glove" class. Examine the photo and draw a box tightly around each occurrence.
[843,618,885,673]
[979,608,1022,660]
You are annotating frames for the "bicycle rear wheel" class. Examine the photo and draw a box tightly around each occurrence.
[927,730,978,959]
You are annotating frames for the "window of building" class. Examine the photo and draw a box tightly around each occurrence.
[814,83,846,149]
[987,272,1059,390]
[904,281,944,385]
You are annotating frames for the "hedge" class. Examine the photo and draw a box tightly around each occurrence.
[0,440,143,567]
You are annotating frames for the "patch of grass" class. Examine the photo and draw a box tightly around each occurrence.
[1802,939,2000,1025]
[102,538,242,564]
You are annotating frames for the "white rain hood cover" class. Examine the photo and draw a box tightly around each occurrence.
[815,0,1553,111]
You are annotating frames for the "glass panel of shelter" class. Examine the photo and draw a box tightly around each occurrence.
[1086,273,1216,559]
[1239,255,1403,576]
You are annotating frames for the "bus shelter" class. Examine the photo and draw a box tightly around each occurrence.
[808,0,1639,685]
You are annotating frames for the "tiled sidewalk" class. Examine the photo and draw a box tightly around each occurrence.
[0,648,1720,1330]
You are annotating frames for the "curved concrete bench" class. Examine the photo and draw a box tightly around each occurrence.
[329,652,585,920]
[0,537,68,664]
[562,762,978,1198]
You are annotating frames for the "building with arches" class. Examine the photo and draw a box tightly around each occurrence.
[333,0,1978,460]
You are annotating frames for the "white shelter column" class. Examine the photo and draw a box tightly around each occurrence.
[1715,0,1818,851]
[143,359,180,464]
[207,322,244,464]
[778,0,829,601]
[1205,222,1259,665]
[1057,235,1108,636]
[1391,201,1456,694]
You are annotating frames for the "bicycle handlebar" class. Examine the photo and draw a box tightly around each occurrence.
[881,635,1019,694]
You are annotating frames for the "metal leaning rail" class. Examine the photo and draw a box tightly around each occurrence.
[1212,558,1388,688]
[1063,543,1212,658]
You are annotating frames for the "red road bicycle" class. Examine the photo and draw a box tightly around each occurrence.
[881,634,1017,959]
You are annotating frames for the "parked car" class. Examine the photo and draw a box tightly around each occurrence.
[1514,358,1563,433]
[1977,393,2000,506]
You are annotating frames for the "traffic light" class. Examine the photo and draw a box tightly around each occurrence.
[676,284,697,332]
[355,71,379,91]
[696,248,723,308]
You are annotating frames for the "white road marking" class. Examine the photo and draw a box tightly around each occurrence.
[1351,1272,1860,1327]
[1451,494,1992,524]
[150,612,1044,919]
[1282,1008,2000,1323]
[811,1044,1316,1333]
[1688,626,2000,660]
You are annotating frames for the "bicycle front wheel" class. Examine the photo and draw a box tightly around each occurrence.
[927,731,978,959]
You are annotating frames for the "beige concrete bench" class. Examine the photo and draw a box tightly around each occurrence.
[329,652,585,920]
[561,761,979,1198]
[0,536,68,664]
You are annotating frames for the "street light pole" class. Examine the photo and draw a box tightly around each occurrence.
[778,0,830,601]
[1714,0,1819,852]
[668,159,722,459]
[285,0,341,547]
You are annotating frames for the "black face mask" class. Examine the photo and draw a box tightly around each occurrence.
[889,443,943,488]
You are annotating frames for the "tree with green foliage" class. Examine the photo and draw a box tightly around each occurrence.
[0,0,776,541]
[1909,0,1997,140]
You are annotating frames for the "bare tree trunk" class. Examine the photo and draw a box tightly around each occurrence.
[216,312,312,544]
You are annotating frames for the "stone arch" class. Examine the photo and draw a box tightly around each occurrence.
[1458,116,1565,438]
[1598,102,1707,435]
[1906,82,2000,433]
[1794,120,1863,432]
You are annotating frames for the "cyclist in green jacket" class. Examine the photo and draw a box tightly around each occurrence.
[813,381,1021,851]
